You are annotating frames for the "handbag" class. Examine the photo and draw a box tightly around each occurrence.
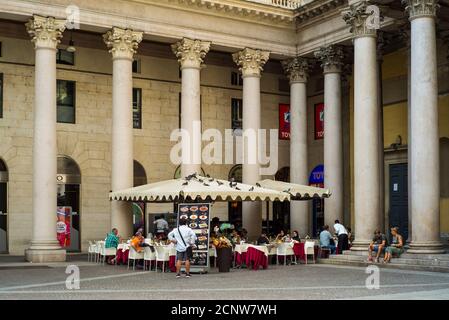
[177,227,193,256]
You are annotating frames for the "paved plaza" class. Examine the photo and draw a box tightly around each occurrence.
[1,256,449,300]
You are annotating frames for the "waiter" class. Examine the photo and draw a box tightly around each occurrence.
[333,220,349,254]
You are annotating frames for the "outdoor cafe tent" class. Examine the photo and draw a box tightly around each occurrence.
[109,174,291,203]
[256,179,331,200]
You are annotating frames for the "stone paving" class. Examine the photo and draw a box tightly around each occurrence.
[1,256,449,300]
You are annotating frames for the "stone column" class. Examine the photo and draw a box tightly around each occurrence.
[104,27,142,238]
[403,0,444,253]
[25,15,67,262]
[233,48,270,240]
[377,31,386,232]
[281,57,310,237]
[314,45,344,229]
[171,38,211,178]
[343,1,380,250]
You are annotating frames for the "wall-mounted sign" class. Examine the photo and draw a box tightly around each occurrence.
[314,103,324,140]
[309,164,324,188]
[279,104,290,140]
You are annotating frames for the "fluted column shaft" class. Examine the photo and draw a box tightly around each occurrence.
[315,46,344,230]
[233,48,270,240]
[25,15,67,262]
[343,1,380,250]
[403,0,444,253]
[172,38,211,178]
[104,27,143,238]
[282,57,310,237]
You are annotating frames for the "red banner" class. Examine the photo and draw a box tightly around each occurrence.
[314,103,324,140]
[279,104,290,140]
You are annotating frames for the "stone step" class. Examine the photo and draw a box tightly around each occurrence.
[330,254,449,266]
[320,257,449,273]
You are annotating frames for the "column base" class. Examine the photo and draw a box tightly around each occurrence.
[407,241,445,254]
[350,240,371,251]
[25,240,66,263]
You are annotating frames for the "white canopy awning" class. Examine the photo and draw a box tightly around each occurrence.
[256,179,331,200]
[109,175,290,203]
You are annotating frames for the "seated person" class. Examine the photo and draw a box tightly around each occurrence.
[367,229,388,263]
[257,232,270,245]
[292,230,301,243]
[105,228,121,264]
[130,230,151,268]
[282,233,292,242]
[231,230,241,245]
[384,227,404,263]
[275,230,285,242]
[240,228,249,243]
[319,225,336,254]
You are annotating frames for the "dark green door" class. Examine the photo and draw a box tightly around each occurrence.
[389,163,408,241]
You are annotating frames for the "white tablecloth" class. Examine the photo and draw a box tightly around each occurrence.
[234,244,249,254]
[247,244,269,257]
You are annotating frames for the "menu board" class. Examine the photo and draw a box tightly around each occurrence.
[178,203,211,271]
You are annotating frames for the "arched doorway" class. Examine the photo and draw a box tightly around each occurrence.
[57,156,81,252]
[0,159,8,253]
[133,160,147,235]
[228,165,242,230]
[272,167,290,234]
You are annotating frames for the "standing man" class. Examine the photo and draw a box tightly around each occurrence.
[333,219,349,254]
[168,218,197,278]
[154,215,169,240]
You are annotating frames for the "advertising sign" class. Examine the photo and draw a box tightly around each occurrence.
[178,203,211,272]
[314,103,324,140]
[279,104,290,140]
[56,206,71,248]
[309,164,324,188]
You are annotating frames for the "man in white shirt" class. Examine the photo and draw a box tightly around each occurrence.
[333,219,349,254]
[168,218,197,278]
[154,215,169,239]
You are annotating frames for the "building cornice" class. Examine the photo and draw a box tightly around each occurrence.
[294,0,347,25]
[144,0,297,26]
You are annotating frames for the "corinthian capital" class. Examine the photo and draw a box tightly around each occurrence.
[314,45,344,73]
[171,38,211,69]
[342,1,381,38]
[103,27,143,60]
[281,57,310,83]
[26,15,66,50]
[232,48,270,78]
[402,0,439,20]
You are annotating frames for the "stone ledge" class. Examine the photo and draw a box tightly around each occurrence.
[25,248,67,263]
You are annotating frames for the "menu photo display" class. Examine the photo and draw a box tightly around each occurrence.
[178,203,210,267]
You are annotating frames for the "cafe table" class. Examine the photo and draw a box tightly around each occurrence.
[245,245,269,270]
[233,243,249,267]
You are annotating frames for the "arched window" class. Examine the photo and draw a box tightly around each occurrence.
[228,164,242,183]
[133,160,147,187]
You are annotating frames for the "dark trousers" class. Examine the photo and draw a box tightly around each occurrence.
[337,234,349,254]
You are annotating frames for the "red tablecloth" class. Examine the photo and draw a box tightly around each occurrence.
[234,252,247,266]
[245,247,268,270]
[293,243,319,261]
[116,249,129,264]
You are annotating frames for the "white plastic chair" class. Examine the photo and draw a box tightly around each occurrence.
[94,241,103,263]
[304,241,316,264]
[155,246,170,272]
[276,243,296,265]
[144,246,156,271]
[128,246,144,270]
[88,241,97,262]
[99,243,117,265]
